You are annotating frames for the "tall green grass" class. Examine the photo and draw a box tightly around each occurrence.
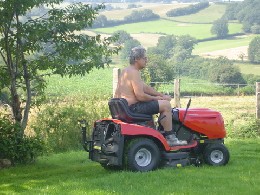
[44,67,115,98]
[93,19,242,40]
[1,139,260,194]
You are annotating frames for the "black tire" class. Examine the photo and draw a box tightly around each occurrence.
[203,144,230,166]
[126,138,160,172]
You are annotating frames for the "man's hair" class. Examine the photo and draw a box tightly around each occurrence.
[129,46,146,64]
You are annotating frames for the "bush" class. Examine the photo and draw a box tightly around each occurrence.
[235,85,255,95]
[229,118,260,138]
[0,116,44,164]
[208,57,245,84]
[31,96,111,153]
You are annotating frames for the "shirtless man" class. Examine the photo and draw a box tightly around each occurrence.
[114,46,187,146]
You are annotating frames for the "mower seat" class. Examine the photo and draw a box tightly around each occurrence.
[108,98,153,123]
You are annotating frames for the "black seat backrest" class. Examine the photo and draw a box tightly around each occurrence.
[108,98,152,123]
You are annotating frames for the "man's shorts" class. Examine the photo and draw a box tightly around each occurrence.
[129,100,159,115]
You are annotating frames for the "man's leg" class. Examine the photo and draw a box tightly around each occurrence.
[158,100,187,146]
[158,100,172,131]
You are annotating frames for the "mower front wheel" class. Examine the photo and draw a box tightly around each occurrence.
[126,138,160,172]
[203,143,230,166]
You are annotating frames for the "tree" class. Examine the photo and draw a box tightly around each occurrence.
[211,19,229,38]
[208,57,245,84]
[112,30,133,46]
[0,0,119,134]
[146,54,174,82]
[248,37,260,64]
[120,39,141,60]
[147,35,177,59]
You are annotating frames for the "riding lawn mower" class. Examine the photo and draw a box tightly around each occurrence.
[80,98,230,172]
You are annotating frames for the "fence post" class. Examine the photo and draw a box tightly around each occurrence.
[237,84,240,96]
[113,68,121,97]
[174,79,181,108]
[256,82,260,119]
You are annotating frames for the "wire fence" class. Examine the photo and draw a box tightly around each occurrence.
[150,81,255,97]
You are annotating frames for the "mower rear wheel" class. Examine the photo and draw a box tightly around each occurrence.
[203,143,230,166]
[126,138,160,172]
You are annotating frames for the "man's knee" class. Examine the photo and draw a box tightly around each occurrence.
[158,100,171,112]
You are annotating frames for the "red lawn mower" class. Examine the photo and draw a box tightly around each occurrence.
[80,98,230,172]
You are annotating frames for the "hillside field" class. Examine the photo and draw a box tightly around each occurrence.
[93,19,242,40]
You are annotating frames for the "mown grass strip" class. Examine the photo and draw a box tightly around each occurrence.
[1,139,260,194]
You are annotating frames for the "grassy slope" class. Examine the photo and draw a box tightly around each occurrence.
[193,35,256,54]
[93,19,242,40]
[101,3,189,20]
[1,138,260,194]
[237,63,260,76]
[164,4,227,23]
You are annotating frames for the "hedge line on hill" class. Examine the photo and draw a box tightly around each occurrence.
[166,2,209,17]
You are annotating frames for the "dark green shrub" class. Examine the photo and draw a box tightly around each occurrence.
[0,116,44,164]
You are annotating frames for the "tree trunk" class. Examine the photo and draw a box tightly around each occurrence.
[4,29,23,125]
[21,58,31,131]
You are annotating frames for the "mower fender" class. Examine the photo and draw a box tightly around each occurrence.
[119,122,171,150]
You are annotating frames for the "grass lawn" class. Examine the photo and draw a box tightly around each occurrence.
[93,19,242,40]
[1,138,260,194]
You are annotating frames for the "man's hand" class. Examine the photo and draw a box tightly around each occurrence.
[162,95,171,101]
[155,95,171,101]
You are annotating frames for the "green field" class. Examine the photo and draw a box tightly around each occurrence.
[193,35,256,54]
[165,4,227,23]
[237,63,260,76]
[93,19,242,40]
[102,3,189,20]
[102,3,226,23]
[45,67,115,97]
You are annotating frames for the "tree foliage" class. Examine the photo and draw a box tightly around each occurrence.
[223,0,260,34]
[166,2,209,17]
[0,0,119,132]
[93,9,159,28]
[207,57,245,84]
[248,36,260,64]
[211,19,229,38]
[120,39,141,60]
[112,30,133,46]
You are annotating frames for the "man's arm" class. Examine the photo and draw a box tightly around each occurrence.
[143,83,163,97]
[143,83,171,101]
